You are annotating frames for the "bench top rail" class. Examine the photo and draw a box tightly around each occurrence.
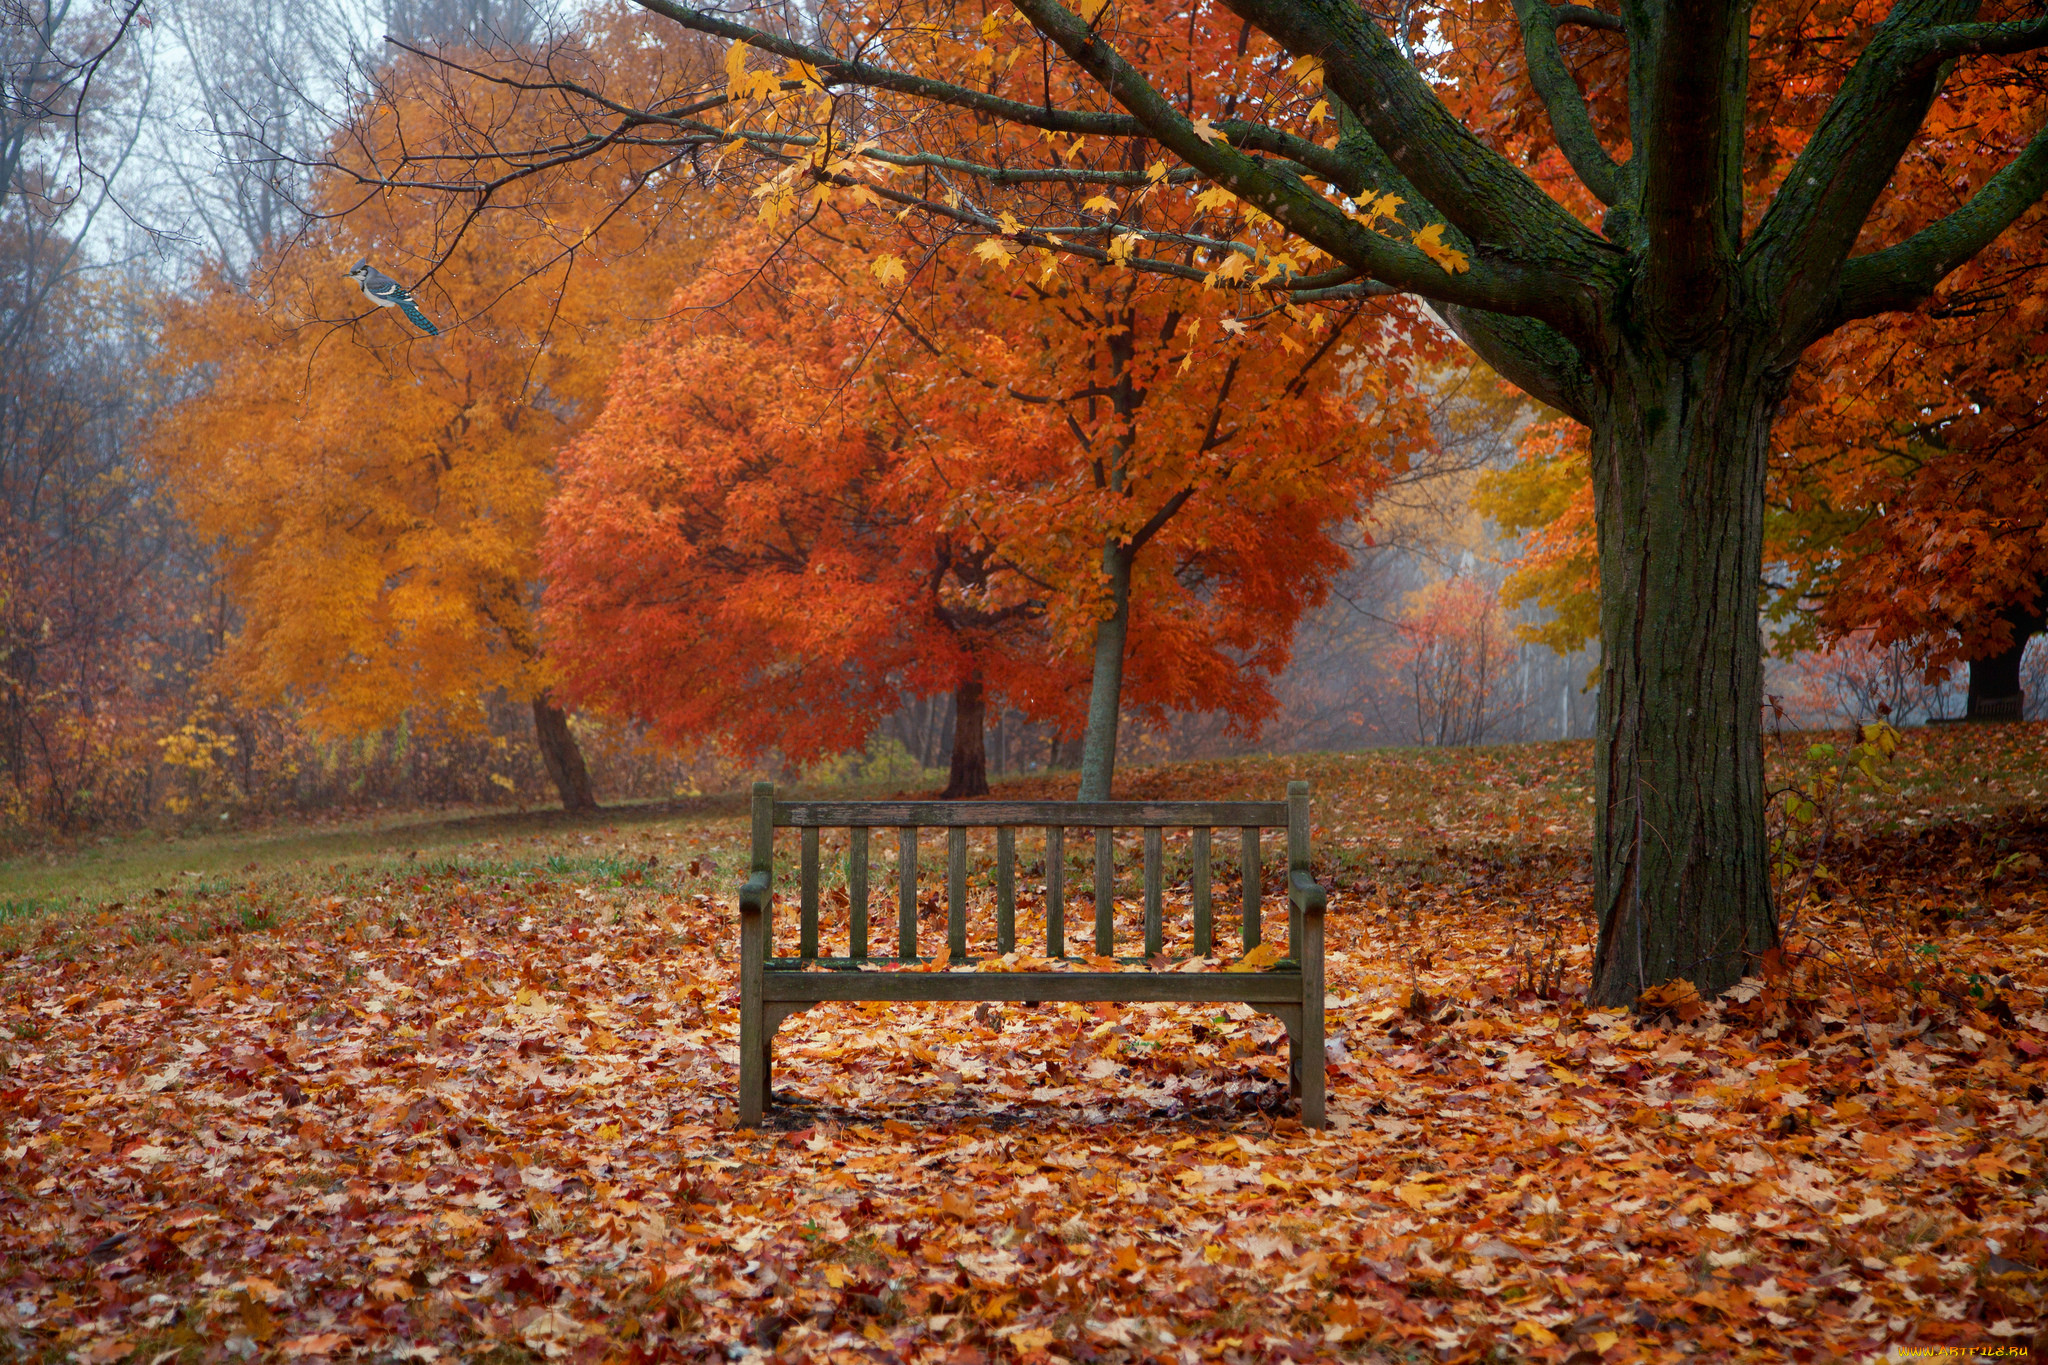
[773,799,1288,829]
[746,782,1313,967]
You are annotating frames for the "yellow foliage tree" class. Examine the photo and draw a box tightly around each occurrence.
[147,20,723,810]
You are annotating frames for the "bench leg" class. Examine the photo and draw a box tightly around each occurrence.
[1300,910,1325,1130]
[739,898,767,1127]
[1264,1004,1304,1099]
[1298,1025,1325,1129]
[739,995,766,1127]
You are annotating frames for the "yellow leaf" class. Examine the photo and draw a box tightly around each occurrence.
[1006,1327,1056,1351]
[1145,159,1169,183]
[1309,98,1330,122]
[1593,1332,1621,1353]
[1395,1181,1442,1210]
[1204,253,1251,287]
[973,239,1020,267]
[1083,192,1119,215]
[823,1265,849,1288]
[1193,185,1236,215]
[1513,1321,1559,1347]
[1370,190,1406,221]
[595,1122,622,1141]
[1191,115,1226,146]
[1074,0,1112,22]
[1106,231,1140,265]
[1411,222,1472,274]
[370,1277,414,1302]
[724,39,748,91]
[1289,55,1325,86]
[1226,940,1284,971]
[870,253,907,288]
[1255,252,1297,285]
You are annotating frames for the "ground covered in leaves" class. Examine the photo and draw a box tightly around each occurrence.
[3,728,2048,1363]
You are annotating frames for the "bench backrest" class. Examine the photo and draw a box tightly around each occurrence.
[748,781,1311,963]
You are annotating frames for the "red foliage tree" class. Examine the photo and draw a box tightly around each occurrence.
[544,222,1436,793]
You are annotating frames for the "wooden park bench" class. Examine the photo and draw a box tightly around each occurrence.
[736,780,1327,1127]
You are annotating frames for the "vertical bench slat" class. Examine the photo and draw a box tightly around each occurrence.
[799,826,820,958]
[1241,826,1262,951]
[1288,781,1310,960]
[848,827,869,959]
[996,828,1016,954]
[947,827,967,960]
[1192,827,1213,956]
[1143,826,1163,958]
[1093,827,1115,957]
[898,827,918,958]
[1045,826,1065,957]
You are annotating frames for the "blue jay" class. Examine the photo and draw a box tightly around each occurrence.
[347,260,441,335]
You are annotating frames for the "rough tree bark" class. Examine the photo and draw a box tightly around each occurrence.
[941,673,990,798]
[1966,603,2045,721]
[531,692,598,812]
[1587,341,1782,1001]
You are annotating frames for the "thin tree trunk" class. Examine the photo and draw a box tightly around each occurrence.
[532,691,598,813]
[1966,605,2043,722]
[1586,343,1781,1006]
[1076,542,1133,801]
[941,673,990,798]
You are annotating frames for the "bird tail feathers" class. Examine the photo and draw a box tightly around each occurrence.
[398,299,441,336]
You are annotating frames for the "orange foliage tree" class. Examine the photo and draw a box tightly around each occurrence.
[147,19,723,811]
[545,218,1438,796]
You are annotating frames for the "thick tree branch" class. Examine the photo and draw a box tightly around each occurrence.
[1555,4,1627,31]
[1511,0,1627,207]
[1437,304,1597,424]
[1220,0,1607,271]
[1832,117,2048,325]
[1913,14,2048,60]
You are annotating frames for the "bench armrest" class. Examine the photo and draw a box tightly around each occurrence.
[1289,869,1326,917]
[739,871,771,916]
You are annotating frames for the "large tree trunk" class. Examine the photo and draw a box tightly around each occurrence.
[531,691,598,813]
[1586,343,1782,1007]
[1076,542,1133,801]
[1966,604,2044,722]
[941,673,990,798]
